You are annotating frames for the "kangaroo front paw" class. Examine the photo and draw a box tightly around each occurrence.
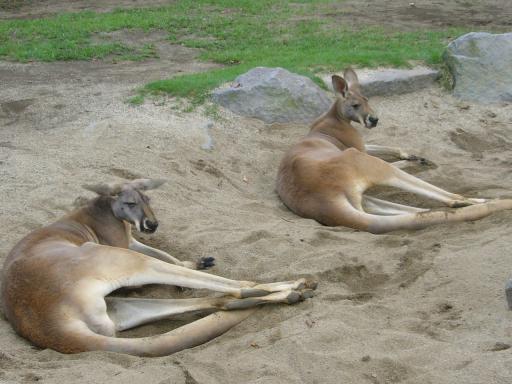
[403,153,434,167]
[179,257,215,270]
[417,157,434,166]
[196,256,216,270]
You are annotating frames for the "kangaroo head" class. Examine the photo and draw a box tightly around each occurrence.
[331,68,378,129]
[83,179,166,233]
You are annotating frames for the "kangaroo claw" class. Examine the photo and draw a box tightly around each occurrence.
[197,256,215,270]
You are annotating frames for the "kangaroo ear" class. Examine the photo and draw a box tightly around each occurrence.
[343,67,360,90]
[331,75,348,97]
[82,183,123,196]
[129,178,166,191]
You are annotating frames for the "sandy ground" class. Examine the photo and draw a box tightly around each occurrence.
[2,1,512,384]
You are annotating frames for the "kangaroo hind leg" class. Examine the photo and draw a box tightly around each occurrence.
[362,196,428,215]
[107,289,313,331]
[138,257,311,299]
[81,243,311,299]
[384,167,486,207]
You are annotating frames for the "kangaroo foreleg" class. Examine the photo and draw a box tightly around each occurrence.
[366,144,412,160]
[366,144,432,166]
[391,160,418,170]
[129,238,214,270]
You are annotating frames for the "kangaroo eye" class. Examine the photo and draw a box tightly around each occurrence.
[352,103,361,108]
[125,202,137,207]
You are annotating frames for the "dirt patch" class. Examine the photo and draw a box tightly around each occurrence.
[0,0,172,18]
[91,29,200,63]
[0,98,34,116]
[0,40,219,91]
[3,0,512,31]
[294,0,512,31]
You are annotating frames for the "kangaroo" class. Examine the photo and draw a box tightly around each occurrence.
[277,68,512,234]
[2,179,315,356]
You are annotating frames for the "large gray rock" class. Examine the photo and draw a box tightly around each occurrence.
[321,67,439,97]
[444,32,512,103]
[212,67,331,124]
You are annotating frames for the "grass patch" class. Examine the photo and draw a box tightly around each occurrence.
[140,26,466,105]
[127,94,144,105]
[115,43,158,62]
[0,1,472,102]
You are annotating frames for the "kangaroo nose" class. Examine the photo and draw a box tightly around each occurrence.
[369,116,379,126]
[144,219,158,232]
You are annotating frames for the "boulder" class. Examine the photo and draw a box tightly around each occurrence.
[444,32,512,103]
[212,67,331,124]
[321,67,439,97]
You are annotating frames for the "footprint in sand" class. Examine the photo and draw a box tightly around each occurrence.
[107,167,143,180]
[0,99,35,117]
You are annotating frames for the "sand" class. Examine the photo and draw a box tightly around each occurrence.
[2,1,512,382]
[1,55,512,383]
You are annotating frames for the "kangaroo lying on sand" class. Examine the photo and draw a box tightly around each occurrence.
[277,68,512,234]
[2,179,315,356]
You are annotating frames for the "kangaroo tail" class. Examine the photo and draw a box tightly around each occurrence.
[332,199,512,234]
[72,309,256,357]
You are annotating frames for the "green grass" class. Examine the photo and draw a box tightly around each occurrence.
[0,1,470,102]
[127,94,145,105]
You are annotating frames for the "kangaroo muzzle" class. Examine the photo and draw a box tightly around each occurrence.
[365,115,379,129]
[142,218,158,233]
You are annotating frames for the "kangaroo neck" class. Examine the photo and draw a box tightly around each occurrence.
[64,197,131,248]
[309,100,366,152]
